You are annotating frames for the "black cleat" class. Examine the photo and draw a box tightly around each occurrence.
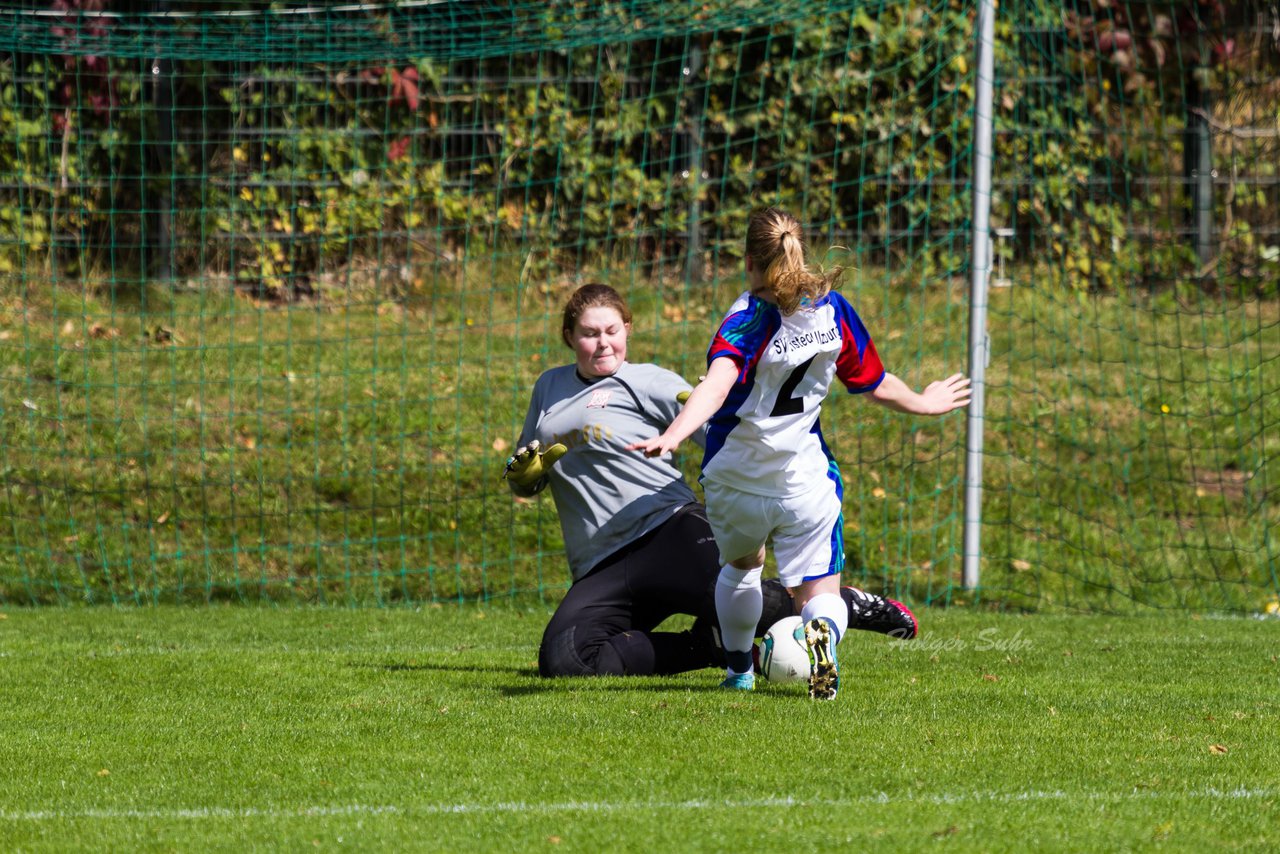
[844,587,918,640]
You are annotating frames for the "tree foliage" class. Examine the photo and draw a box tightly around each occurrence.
[0,0,1275,295]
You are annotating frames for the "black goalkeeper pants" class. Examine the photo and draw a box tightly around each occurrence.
[537,503,798,678]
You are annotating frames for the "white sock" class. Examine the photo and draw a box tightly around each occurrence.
[715,565,763,674]
[801,592,847,644]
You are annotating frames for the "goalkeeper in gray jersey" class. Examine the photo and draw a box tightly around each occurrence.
[507,284,917,677]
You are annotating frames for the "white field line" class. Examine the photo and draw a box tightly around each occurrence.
[0,644,530,658]
[1,626,1267,660]
[3,789,1276,822]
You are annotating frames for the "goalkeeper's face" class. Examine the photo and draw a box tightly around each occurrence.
[569,306,630,378]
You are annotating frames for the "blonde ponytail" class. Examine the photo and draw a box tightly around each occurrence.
[746,208,844,315]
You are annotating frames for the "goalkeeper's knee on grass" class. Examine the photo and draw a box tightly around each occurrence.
[503,440,567,492]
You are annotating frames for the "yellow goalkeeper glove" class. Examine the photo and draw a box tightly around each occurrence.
[503,440,568,489]
[675,377,703,405]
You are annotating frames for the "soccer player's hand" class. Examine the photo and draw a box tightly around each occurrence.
[503,440,567,489]
[918,373,972,415]
[628,431,683,458]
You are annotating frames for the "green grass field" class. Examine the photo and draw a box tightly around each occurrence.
[2,605,1277,851]
[3,270,1277,851]
[3,274,1277,612]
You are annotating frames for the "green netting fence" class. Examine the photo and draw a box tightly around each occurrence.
[0,0,1276,611]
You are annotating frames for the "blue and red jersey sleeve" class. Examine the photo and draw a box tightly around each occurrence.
[707,297,780,382]
[831,293,885,393]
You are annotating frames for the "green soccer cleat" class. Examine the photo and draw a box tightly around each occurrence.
[804,618,839,701]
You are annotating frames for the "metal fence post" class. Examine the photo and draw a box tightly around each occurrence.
[684,44,704,283]
[963,0,997,591]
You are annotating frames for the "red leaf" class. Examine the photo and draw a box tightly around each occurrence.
[388,68,404,104]
[1097,28,1131,54]
[387,136,412,162]
[402,78,419,111]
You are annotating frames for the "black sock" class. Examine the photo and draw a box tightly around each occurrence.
[724,648,753,674]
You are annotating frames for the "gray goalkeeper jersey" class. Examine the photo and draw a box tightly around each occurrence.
[518,361,701,580]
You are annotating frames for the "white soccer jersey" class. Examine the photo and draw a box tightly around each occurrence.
[700,290,885,498]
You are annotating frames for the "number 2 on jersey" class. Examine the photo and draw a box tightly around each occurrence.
[770,355,816,417]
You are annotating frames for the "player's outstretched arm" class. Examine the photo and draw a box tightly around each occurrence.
[869,371,971,416]
[629,358,737,457]
[503,439,568,496]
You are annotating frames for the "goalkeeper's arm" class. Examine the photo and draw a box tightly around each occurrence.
[629,358,736,458]
[503,440,567,497]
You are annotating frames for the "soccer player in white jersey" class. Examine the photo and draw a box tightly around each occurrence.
[630,209,970,699]
[507,283,922,679]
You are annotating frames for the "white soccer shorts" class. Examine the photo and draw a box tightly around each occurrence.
[702,480,844,588]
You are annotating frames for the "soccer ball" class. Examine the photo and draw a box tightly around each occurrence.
[756,616,810,683]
